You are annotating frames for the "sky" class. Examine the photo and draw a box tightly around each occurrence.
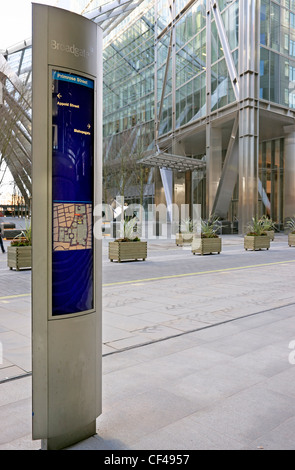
[0,1,79,202]
[0,0,83,50]
[0,1,47,50]
[0,2,47,200]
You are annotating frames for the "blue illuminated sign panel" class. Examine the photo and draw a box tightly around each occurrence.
[51,70,94,316]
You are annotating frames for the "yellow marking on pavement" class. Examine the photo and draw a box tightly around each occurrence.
[103,259,295,287]
[0,293,30,301]
[1,259,295,297]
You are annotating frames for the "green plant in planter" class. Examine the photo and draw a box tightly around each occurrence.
[10,223,32,246]
[176,218,198,246]
[244,216,270,251]
[285,217,295,234]
[285,217,295,247]
[115,217,141,242]
[180,218,195,233]
[260,215,274,231]
[192,216,221,255]
[260,215,275,240]
[8,222,32,270]
[245,216,267,236]
[109,217,146,262]
[201,216,220,238]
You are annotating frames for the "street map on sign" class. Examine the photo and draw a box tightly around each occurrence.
[53,203,92,251]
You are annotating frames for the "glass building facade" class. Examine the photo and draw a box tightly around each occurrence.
[103,0,295,233]
[2,0,295,232]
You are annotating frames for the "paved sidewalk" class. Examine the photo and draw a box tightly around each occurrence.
[0,233,295,449]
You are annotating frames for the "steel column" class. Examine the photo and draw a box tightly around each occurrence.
[210,0,239,101]
[211,115,239,218]
[238,0,260,234]
[206,125,222,217]
[283,125,295,221]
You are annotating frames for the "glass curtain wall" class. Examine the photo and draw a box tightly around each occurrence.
[155,0,240,221]
[152,0,237,222]
[156,0,239,137]
[259,0,295,225]
[102,0,242,216]
[175,1,207,128]
[101,0,294,225]
[260,0,295,108]
[211,1,238,113]
[103,9,155,138]
[102,3,155,206]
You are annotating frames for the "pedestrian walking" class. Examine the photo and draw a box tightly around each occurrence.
[0,221,5,253]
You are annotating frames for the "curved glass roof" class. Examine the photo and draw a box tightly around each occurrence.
[0,0,144,203]
[83,0,147,38]
[0,43,32,205]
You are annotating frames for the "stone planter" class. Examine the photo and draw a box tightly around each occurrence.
[7,245,32,270]
[176,233,193,246]
[266,230,275,241]
[288,233,295,247]
[192,237,222,255]
[109,241,147,262]
[244,235,270,251]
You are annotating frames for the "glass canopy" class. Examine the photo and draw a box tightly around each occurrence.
[0,0,144,204]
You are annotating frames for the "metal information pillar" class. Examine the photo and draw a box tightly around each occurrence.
[32,4,102,450]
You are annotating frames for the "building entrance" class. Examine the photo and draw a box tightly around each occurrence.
[259,138,284,229]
